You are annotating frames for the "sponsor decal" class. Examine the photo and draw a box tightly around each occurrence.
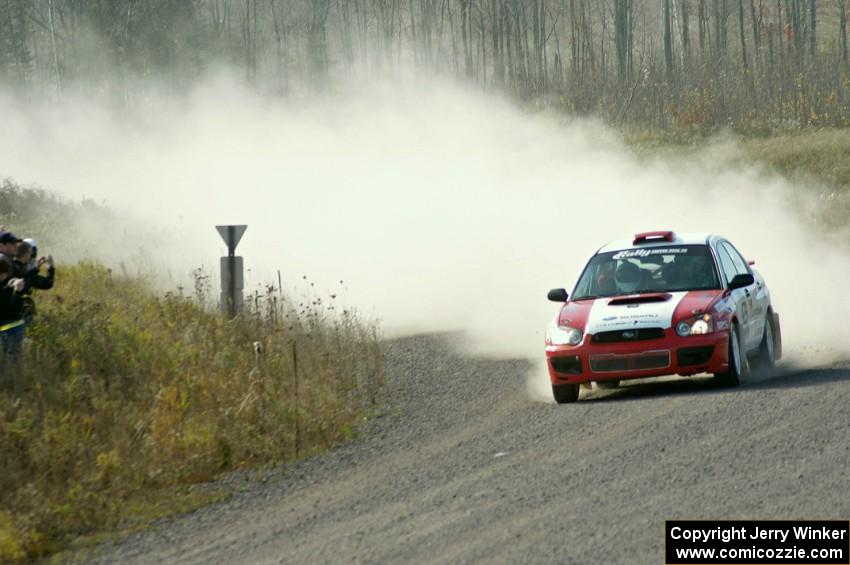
[586,292,688,332]
[612,247,690,260]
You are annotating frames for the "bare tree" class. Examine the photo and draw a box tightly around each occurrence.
[808,0,815,63]
[613,0,633,84]
[663,0,674,81]
[738,0,749,72]
[840,0,848,65]
[0,0,847,131]
[679,0,691,64]
[697,0,708,53]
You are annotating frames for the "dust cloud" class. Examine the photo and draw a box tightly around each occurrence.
[1,71,848,395]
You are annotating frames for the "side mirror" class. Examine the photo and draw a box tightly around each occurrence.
[728,273,755,290]
[547,288,569,302]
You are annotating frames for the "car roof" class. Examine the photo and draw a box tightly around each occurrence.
[597,232,713,253]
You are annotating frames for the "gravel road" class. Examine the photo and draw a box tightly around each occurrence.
[79,333,850,564]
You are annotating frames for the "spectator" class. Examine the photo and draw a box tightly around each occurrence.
[22,238,38,270]
[14,240,54,291]
[0,259,26,368]
[0,230,19,269]
[13,240,55,321]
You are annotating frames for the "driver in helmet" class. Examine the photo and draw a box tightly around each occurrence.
[673,255,715,289]
[595,261,617,295]
[615,261,643,294]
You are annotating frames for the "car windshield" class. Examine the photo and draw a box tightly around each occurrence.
[571,244,720,300]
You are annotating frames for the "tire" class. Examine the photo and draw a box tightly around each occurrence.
[552,383,580,404]
[596,380,620,390]
[714,324,744,387]
[753,314,776,371]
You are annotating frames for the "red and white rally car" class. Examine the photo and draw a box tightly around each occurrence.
[545,231,782,403]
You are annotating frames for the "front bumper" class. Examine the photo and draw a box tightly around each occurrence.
[545,329,729,384]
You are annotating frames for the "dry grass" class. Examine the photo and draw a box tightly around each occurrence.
[0,263,384,562]
[627,127,850,188]
[626,127,850,230]
[737,129,850,189]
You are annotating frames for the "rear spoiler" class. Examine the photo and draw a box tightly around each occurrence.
[633,230,675,245]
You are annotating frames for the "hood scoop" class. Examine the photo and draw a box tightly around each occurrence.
[608,293,671,306]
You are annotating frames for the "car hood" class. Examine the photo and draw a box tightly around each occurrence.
[560,290,723,333]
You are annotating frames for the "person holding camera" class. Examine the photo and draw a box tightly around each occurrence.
[0,259,26,367]
[12,240,55,322]
[22,238,39,270]
[14,240,54,291]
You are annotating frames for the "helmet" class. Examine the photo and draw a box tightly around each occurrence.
[596,270,615,294]
[681,254,711,276]
[615,261,642,293]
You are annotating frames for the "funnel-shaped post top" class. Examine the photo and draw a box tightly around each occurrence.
[216,225,247,256]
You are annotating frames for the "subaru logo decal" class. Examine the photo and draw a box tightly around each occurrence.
[622,331,637,339]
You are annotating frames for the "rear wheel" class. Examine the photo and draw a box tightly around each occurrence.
[552,383,580,404]
[596,380,620,390]
[753,314,776,371]
[714,324,744,387]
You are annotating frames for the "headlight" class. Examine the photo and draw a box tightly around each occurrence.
[675,313,714,337]
[546,323,583,346]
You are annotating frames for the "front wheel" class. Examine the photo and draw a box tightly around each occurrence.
[714,324,745,387]
[552,383,580,404]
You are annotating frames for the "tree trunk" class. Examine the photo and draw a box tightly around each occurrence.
[680,0,691,63]
[569,0,578,75]
[809,0,816,63]
[614,0,631,84]
[840,0,848,66]
[750,0,762,50]
[766,2,775,68]
[447,0,459,72]
[48,0,62,95]
[714,0,723,60]
[269,0,289,95]
[786,0,801,66]
[738,0,749,71]
[409,0,418,64]
[597,0,605,84]
[663,0,674,81]
[490,0,500,83]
